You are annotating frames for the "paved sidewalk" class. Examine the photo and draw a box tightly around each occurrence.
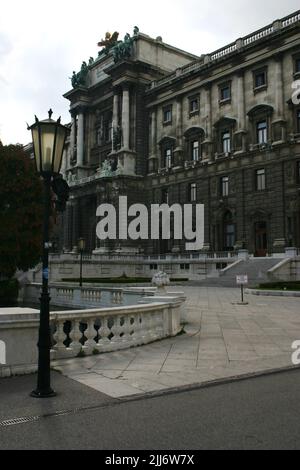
[52,287,300,398]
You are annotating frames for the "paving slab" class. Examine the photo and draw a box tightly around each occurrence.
[50,287,300,398]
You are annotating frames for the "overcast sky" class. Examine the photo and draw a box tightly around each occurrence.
[0,0,299,145]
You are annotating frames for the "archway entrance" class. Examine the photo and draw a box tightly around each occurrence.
[254,221,268,257]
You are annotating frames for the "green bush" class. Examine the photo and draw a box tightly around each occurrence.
[61,277,189,284]
[0,279,19,307]
[258,281,300,291]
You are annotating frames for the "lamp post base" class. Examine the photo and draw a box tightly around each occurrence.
[30,389,57,399]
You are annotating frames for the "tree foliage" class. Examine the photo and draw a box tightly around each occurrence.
[0,143,43,277]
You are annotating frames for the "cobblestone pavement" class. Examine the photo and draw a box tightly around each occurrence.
[52,287,300,398]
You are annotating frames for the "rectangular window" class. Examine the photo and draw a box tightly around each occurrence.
[189,97,199,114]
[165,148,172,169]
[221,176,229,197]
[150,264,158,270]
[222,131,231,154]
[96,127,102,146]
[254,70,267,89]
[256,169,266,191]
[257,121,268,144]
[163,106,172,124]
[180,264,190,271]
[192,140,199,161]
[297,162,300,183]
[162,189,169,204]
[220,85,231,102]
[297,109,300,133]
[189,183,197,202]
[104,121,112,143]
[296,58,300,73]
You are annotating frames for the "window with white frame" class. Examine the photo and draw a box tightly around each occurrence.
[165,148,173,169]
[257,121,268,144]
[222,131,231,154]
[192,140,200,161]
[221,176,229,197]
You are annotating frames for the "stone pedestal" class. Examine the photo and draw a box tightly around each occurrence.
[238,249,250,260]
[273,238,286,253]
[285,247,298,258]
[117,150,137,176]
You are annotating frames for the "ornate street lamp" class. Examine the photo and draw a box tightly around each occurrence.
[78,238,86,288]
[28,110,70,398]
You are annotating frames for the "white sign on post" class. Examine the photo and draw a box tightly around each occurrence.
[236,275,248,286]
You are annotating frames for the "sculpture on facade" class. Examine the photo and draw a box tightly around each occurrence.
[70,61,89,88]
[99,159,116,178]
[111,26,139,63]
[98,31,120,56]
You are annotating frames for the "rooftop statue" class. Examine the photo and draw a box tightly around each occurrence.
[70,61,89,88]
[98,31,120,56]
[112,26,139,63]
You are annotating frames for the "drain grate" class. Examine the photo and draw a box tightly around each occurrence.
[0,409,78,427]
[1,416,40,427]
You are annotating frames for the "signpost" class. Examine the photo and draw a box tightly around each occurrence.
[236,275,249,304]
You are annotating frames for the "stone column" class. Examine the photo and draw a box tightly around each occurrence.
[202,85,213,161]
[273,54,286,143]
[63,202,72,252]
[275,56,284,119]
[70,114,76,163]
[112,90,119,153]
[234,72,246,153]
[77,111,85,166]
[122,85,130,150]
[71,200,79,251]
[237,73,245,130]
[174,97,183,167]
[148,108,158,174]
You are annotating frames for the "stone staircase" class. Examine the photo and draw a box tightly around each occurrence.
[192,258,282,287]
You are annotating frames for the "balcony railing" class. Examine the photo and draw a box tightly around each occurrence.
[50,252,238,263]
[150,10,300,90]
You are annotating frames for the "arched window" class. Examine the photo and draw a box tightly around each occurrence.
[159,137,176,169]
[214,117,236,157]
[247,104,274,146]
[184,127,205,162]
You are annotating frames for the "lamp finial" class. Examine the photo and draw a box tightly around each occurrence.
[48,109,53,119]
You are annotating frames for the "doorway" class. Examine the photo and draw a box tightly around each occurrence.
[254,221,268,257]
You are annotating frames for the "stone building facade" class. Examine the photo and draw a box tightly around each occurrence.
[60,12,300,257]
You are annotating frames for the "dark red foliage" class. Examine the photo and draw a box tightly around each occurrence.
[0,143,43,277]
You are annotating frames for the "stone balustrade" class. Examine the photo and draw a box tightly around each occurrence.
[0,298,184,377]
[150,11,300,89]
[50,301,182,360]
[23,284,136,309]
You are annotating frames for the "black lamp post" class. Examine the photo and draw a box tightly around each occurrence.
[78,238,86,287]
[28,109,70,398]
